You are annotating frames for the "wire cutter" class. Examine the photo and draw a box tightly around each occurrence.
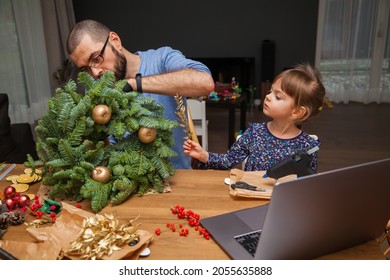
[230,181,271,192]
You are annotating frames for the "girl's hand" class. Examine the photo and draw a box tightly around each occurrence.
[183,139,209,163]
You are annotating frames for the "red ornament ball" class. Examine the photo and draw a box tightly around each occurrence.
[3,186,16,198]
[18,194,31,208]
[5,198,16,210]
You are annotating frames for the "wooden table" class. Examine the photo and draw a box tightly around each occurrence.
[0,164,385,260]
[206,96,247,148]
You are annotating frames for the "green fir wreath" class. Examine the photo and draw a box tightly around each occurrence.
[26,71,178,213]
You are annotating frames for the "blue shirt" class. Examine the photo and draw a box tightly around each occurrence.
[136,47,211,169]
[204,122,320,172]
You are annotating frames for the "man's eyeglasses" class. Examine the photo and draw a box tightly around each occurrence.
[81,36,109,72]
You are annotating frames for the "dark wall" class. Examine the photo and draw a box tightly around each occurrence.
[73,0,319,96]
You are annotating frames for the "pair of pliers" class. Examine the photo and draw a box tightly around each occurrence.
[230,181,270,192]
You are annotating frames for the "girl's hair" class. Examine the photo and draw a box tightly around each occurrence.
[274,63,325,127]
[67,20,111,55]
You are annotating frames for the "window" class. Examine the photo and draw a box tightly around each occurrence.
[316,0,390,103]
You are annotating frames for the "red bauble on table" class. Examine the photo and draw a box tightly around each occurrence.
[17,194,31,208]
[3,186,16,198]
[5,198,16,210]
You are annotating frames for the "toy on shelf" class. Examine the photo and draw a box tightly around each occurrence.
[210,78,242,101]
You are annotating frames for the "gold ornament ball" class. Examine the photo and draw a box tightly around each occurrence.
[91,166,110,183]
[138,127,157,143]
[92,104,111,125]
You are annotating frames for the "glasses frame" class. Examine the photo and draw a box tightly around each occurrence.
[82,35,109,72]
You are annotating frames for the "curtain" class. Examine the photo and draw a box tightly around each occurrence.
[316,0,390,104]
[0,0,75,125]
[41,0,76,92]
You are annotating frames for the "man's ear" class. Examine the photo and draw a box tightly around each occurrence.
[109,32,122,50]
[292,106,307,120]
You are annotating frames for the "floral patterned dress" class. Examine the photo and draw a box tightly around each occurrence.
[201,122,320,172]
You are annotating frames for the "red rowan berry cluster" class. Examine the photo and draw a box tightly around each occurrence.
[28,194,57,222]
[154,204,210,240]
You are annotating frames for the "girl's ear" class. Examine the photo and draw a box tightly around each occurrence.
[292,106,308,121]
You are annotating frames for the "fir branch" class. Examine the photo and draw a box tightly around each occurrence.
[136,107,155,117]
[46,158,70,169]
[80,179,112,213]
[79,161,95,171]
[108,121,128,139]
[68,96,90,131]
[112,177,131,191]
[84,148,106,166]
[138,116,159,127]
[121,91,139,102]
[151,157,170,179]
[35,142,49,163]
[155,144,178,158]
[114,79,129,92]
[112,164,125,176]
[58,139,76,164]
[55,180,83,199]
[137,175,153,195]
[45,138,60,146]
[73,166,90,176]
[70,171,86,181]
[154,131,176,147]
[136,152,152,176]
[150,175,164,193]
[125,118,140,132]
[42,175,57,187]
[58,103,73,134]
[63,78,76,91]
[110,180,137,205]
[123,163,145,178]
[155,118,178,130]
[136,96,158,106]
[77,71,95,91]
[53,169,73,180]
[68,116,87,146]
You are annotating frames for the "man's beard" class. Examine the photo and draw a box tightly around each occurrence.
[111,46,127,80]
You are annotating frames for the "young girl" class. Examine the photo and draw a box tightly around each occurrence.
[183,63,326,172]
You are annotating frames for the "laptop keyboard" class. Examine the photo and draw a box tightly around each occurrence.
[234,229,262,257]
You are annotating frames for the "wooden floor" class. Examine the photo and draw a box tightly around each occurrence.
[206,101,390,173]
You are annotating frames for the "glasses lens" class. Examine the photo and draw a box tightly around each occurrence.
[91,55,104,68]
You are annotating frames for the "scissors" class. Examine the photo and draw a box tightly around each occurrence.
[230,181,271,192]
[0,163,16,181]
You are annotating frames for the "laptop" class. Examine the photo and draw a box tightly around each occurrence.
[200,158,390,260]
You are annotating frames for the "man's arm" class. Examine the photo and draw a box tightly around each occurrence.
[127,69,215,97]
